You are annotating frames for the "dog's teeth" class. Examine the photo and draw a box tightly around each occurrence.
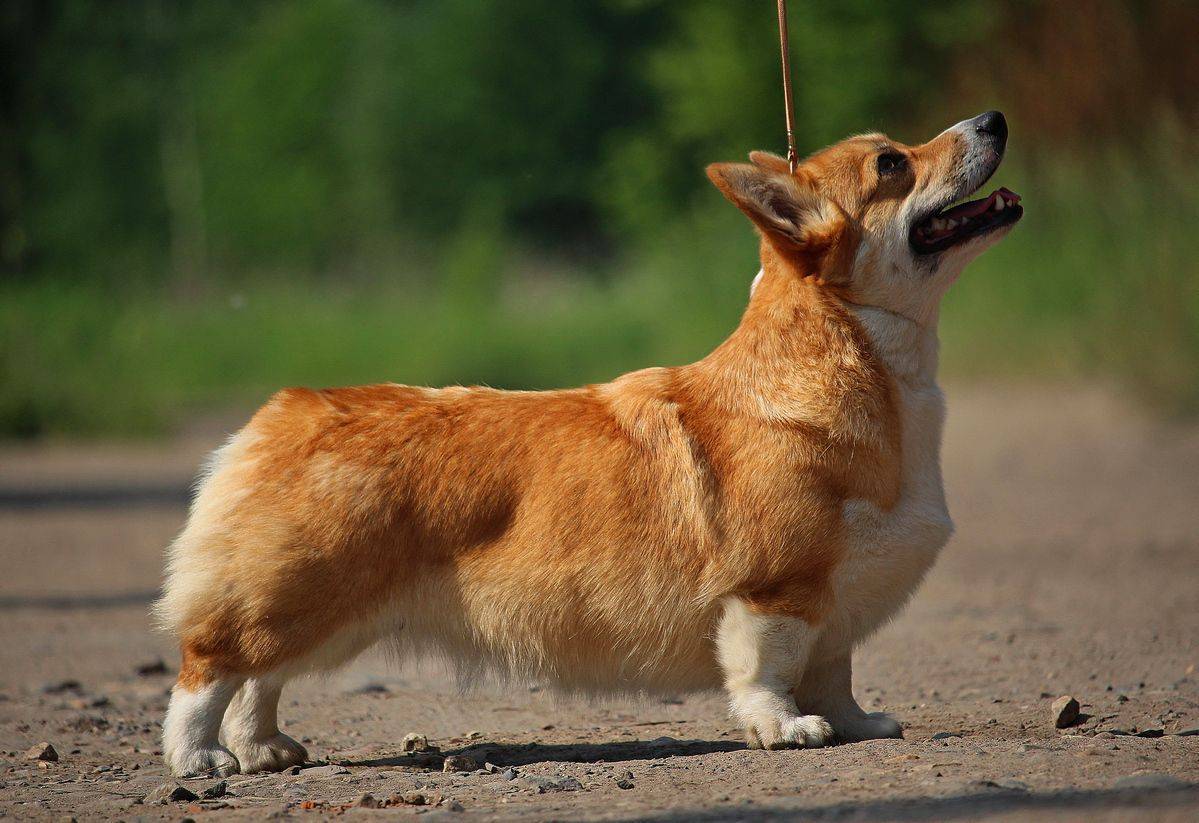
[931,218,946,231]
[946,218,960,229]
[994,196,1005,211]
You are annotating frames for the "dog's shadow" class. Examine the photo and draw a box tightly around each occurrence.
[346,737,744,769]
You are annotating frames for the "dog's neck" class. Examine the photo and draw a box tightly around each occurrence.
[686,247,942,429]
[845,303,941,389]
[744,245,942,389]
[687,253,892,433]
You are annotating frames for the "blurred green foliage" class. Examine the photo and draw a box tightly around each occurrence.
[1,0,1196,437]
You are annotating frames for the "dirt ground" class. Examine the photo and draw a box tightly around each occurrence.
[1,384,1197,821]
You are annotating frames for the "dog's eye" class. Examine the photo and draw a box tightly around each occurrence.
[877,152,906,175]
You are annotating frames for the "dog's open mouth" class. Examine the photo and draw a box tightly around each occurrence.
[910,187,1023,254]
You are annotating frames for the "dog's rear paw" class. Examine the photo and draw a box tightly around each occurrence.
[746,714,834,750]
[229,733,308,774]
[168,745,241,778]
[834,712,903,742]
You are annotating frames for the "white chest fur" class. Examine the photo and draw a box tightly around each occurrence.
[826,306,954,649]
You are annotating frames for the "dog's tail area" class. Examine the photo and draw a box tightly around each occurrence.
[153,429,258,639]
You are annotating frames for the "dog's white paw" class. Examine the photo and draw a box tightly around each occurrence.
[228,733,308,774]
[168,744,241,778]
[746,713,834,750]
[833,712,903,743]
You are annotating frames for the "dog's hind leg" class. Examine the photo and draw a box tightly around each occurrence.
[222,674,308,773]
[163,662,244,778]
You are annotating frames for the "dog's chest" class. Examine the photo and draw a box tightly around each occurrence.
[830,379,953,645]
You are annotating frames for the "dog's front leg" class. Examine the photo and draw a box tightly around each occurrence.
[796,647,903,742]
[716,597,834,749]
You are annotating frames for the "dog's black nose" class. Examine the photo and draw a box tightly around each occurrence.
[971,110,1008,150]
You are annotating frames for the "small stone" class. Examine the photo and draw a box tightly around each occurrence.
[616,777,635,790]
[298,764,349,778]
[443,754,478,773]
[1052,695,1081,728]
[401,733,429,753]
[445,799,465,812]
[355,792,381,808]
[135,659,169,677]
[24,742,58,762]
[465,730,483,740]
[522,774,580,792]
[144,782,199,804]
[201,780,227,799]
[523,775,560,793]
[1135,727,1164,738]
[399,791,429,805]
[501,768,518,781]
[931,732,962,741]
[350,681,390,695]
[42,680,81,694]
[482,762,500,773]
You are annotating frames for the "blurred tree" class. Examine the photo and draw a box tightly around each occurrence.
[0,0,1192,286]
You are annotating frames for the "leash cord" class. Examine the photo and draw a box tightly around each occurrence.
[775,0,798,174]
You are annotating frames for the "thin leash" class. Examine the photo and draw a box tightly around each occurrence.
[775,0,798,174]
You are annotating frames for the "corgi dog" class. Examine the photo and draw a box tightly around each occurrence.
[158,111,1021,776]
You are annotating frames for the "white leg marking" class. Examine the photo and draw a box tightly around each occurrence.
[222,676,308,773]
[163,678,244,777]
[798,651,902,742]
[716,598,833,749]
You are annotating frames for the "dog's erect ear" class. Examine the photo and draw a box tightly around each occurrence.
[708,160,846,241]
[707,162,813,246]
[706,161,858,283]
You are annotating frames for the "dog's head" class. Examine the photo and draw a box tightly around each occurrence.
[708,111,1022,323]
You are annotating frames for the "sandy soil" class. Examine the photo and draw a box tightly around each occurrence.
[1,384,1197,821]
